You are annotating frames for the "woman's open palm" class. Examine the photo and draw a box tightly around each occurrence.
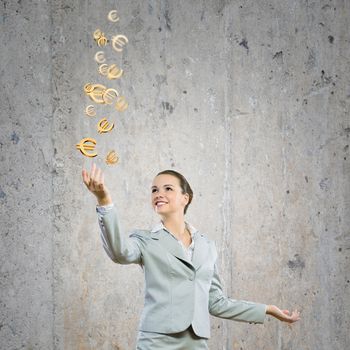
[82,163,110,200]
[267,305,301,324]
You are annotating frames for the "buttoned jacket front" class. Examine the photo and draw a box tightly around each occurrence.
[96,203,267,339]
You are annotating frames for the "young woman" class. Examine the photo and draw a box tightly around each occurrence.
[82,163,300,349]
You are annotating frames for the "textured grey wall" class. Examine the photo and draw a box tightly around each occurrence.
[1,0,349,349]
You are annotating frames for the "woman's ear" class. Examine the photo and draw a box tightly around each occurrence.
[184,193,190,205]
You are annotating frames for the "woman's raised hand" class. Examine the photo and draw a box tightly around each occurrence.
[82,163,112,205]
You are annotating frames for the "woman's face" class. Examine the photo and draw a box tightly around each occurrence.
[151,174,189,216]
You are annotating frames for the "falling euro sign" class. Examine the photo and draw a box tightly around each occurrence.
[111,35,128,52]
[105,150,119,165]
[76,137,97,157]
[97,118,114,134]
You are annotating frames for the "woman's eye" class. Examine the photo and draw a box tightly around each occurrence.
[152,189,157,193]
[166,187,172,190]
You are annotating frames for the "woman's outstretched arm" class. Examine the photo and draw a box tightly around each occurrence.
[208,265,301,324]
[208,248,301,325]
[82,163,145,265]
[208,263,267,324]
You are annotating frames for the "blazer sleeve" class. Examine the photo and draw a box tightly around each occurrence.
[208,262,267,324]
[96,203,147,265]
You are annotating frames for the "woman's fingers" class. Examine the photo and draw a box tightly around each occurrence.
[82,163,96,190]
[91,163,100,190]
[82,168,86,182]
[95,167,103,190]
[91,164,106,192]
[82,168,90,187]
[285,309,300,323]
[90,162,97,182]
[97,170,105,190]
[291,309,301,321]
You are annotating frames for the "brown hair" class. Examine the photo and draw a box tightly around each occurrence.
[156,170,193,215]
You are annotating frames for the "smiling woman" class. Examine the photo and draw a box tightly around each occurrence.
[81,163,301,350]
[150,170,194,248]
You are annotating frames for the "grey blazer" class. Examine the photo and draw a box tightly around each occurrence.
[96,203,267,339]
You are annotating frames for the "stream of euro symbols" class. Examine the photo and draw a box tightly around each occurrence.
[76,8,128,164]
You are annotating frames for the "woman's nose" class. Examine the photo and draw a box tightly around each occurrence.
[154,191,166,198]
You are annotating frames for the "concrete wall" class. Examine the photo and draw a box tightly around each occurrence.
[1,0,349,349]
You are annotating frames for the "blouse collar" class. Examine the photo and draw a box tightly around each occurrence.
[151,220,198,237]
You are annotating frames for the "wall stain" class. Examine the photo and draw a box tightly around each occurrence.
[273,51,283,64]
[164,9,171,31]
[306,70,333,96]
[321,70,332,85]
[319,177,331,191]
[239,38,249,51]
[161,101,174,114]
[288,254,305,270]
[305,49,316,70]
[200,9,205,21]
[11,131,19,144]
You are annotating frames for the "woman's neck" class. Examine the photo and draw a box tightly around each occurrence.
[161,215,187,240]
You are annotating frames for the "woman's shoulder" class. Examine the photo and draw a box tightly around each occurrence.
[129,229,153,239]
[130,228,151,236]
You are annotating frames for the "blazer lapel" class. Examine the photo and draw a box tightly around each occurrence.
[150,229,209,271]
[151,230,192,265]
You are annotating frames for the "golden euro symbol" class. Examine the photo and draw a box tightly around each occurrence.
[76,137,97,157]
[97,36,108,47]
[105,150,119,165]
[97,118,114,134]
[94,51,106,64]
[107,64,123,80]
[85,105,96,117]
[84,83,107,104]
[98,64,109,76]
[93,29,108,47]
[93,29,103,40]
[102,88,119,104]
[108,10,119,23]
[111,35,128,52]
